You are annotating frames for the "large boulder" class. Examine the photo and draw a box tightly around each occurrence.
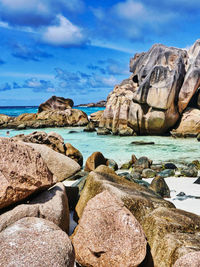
[0,183,69,233]
[174,251,200,267]
[90,110,104,127]
[38,95,74,112]
[100,40,200,135]
[142,207,200,267]
[171,108,200,136]
[72,191,147,267]
[0,217,75,267]
[0,138,53,210]
[76,165,174,222]
[25,142,81,182]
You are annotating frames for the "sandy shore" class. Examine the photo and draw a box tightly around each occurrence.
[144,177,200,215]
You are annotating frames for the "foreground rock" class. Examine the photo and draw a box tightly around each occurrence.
[26,143,81,182]
[99,40,200,135]
[0,138,53,210]
[38,95,74,112]
[143,207,200,266]
[72,191,147,267]
[173,251,200,267]
[0,217,75,267]
[0,183,69,233]
[76,165,174,222]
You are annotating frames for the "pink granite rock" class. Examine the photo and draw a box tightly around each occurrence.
[173,251,200,267]
[72,190,147,267]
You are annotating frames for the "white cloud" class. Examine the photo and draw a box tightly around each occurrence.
[42,15,87,46]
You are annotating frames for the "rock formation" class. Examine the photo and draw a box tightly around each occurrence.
[100,40,200,135]
[0,96,89,129]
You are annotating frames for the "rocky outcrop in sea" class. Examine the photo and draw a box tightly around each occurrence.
[99,39,200,136]
[0,96,89,129]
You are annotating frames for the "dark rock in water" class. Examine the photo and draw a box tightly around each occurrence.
[158,169,175,178]
[38,95,74,113]
[164,163,177,170]
[106,159,118,171]
[194,177,200,184]
[131,141,155,145]
[150,176,170,198]
[197,133,200,141]
[83,121,96,132]
[180,165,198,177]
[68,130,79,134]
[142,168,156,178]
[97,127,111,135]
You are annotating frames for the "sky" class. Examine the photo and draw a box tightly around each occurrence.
[0,0,200,106]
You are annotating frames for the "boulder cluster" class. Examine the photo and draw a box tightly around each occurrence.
[0,96,89,129]
[99,40,200,136]
[0,132,199,266]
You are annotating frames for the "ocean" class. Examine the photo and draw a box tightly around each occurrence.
[0,106,199,166]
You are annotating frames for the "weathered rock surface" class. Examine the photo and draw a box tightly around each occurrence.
[90,110,104,126]
[84,152,107,172]
[150,176,170,198]
[173,251,200,267]
[26,142,81,182]
[0,183,69,233]
[65,143,83,167]
[99,40,200,135]
[0,138,53,210]
[0,217,75,267]
[143,207,200,267]
[72,191,147,267]
[76,165,174,222]
[171,108,200,137]
[0,97,89,129]
[38,95,74,112]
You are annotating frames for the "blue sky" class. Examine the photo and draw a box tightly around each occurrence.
[0,0,199,106]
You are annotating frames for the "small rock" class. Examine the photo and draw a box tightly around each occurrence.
[192,160,200,169]
[68,130,78,134]
[194,177,200,184]
[17,123,26,129]
[164,163,177,170]
[150,176,170,198]
[151,164,163,172]
[106,159,118,171]
[197,133,200,141]
[83,122,96,132]
[131,154,137,164]
[142,168,156,178]
[130,171,142,180]
[158,169,175,178]
[180,165,198,177]
[173,251,200,267]
[131,141,155,145]
[176,192,186,197]
[120,162,132,169]
[97,127,111,135]
[135,156,152,170]
[84,152,107,172]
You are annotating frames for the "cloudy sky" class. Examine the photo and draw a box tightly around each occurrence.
[0,0,199,105]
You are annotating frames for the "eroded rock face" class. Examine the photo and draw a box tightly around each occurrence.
[38,95,74,112]
[0,183,69,233]
[72,191,147,267]
[0,138,53,210]
[0,217,75,267]
[100,40,200,135]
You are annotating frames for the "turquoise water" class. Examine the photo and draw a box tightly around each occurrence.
[0,106,105,117]
[0,127,199,166]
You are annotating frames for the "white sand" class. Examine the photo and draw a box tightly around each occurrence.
[144,177,200,215]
